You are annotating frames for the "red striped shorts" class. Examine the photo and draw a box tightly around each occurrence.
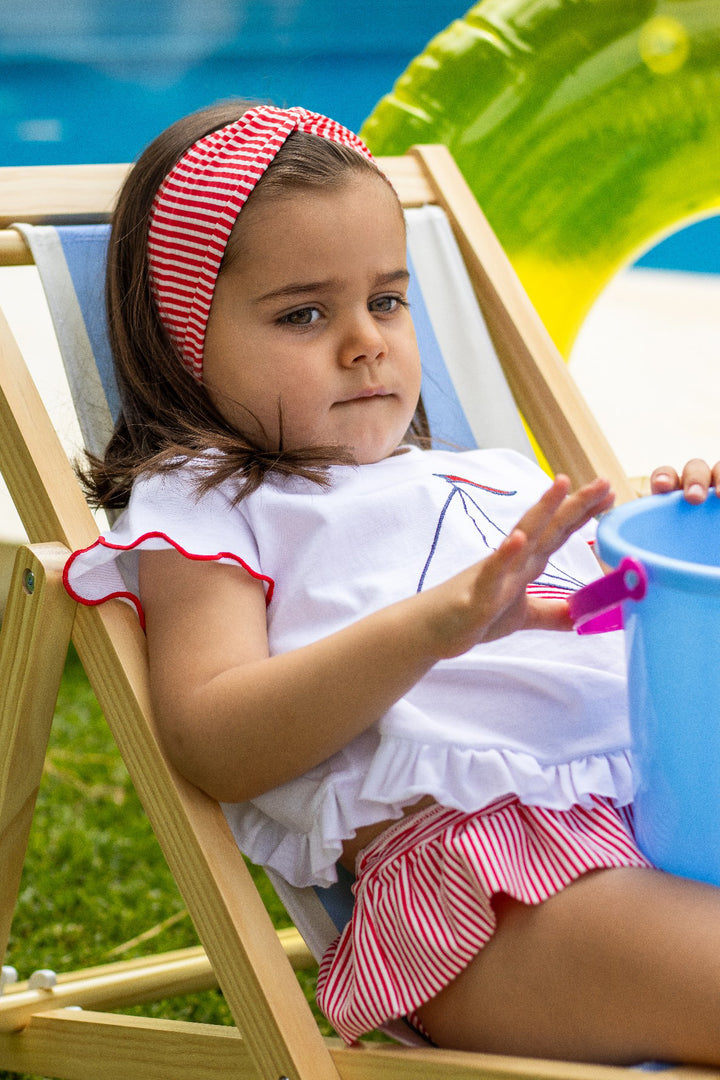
[316,795,651,1044]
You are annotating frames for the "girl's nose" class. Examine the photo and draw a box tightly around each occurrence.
[338,311,387,368]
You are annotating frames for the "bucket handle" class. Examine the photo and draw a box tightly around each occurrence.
[569,557,647,635]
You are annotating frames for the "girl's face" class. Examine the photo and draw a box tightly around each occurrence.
[202,171,422,465]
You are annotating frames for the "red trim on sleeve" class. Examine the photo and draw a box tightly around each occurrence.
[63,531,275,632]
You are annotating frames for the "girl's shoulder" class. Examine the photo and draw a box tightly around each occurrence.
[118,455,254,554]
[128,453,243,510]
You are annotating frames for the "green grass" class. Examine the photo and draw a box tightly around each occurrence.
[2,645,338,1080]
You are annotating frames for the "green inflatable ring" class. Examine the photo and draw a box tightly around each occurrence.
[361,0,720,357]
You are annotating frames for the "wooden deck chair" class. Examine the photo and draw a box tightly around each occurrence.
[0,145,639,1080]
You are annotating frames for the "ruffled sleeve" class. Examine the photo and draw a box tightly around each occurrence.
[63,467,274,628]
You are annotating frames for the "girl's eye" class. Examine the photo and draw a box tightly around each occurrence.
[281,306,321,326]
[370,295,408,314]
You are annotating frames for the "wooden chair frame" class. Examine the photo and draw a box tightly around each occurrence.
[0,146,648,1080]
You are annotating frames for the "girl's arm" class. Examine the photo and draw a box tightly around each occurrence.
[140,475,613,804]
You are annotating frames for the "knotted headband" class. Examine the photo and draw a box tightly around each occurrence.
[147,105,377,381]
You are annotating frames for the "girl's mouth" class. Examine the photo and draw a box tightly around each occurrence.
[340,387,391,402]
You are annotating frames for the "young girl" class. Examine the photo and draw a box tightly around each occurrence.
[64,101,720,1065]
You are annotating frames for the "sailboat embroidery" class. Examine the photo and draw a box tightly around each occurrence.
[417,473,586,596]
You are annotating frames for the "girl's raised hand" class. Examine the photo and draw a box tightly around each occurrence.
[426,475,615,656]
[650,459,720,503]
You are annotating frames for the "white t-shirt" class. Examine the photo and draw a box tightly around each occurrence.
[65,446,631,887]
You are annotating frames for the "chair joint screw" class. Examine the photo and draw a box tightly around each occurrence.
[23,568,35,594]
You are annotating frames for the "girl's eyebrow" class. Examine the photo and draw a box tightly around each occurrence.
[253,268,410,305]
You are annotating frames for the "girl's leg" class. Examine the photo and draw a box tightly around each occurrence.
[416,866,720,1065]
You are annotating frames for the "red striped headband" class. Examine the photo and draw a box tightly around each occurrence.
[147,105,377,381]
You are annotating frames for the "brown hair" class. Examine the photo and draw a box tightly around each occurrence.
[81,100,428,509]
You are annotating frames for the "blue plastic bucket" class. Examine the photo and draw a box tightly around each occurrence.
[597,491,720,884]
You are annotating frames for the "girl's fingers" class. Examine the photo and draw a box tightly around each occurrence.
[651,460,720,502]
[470,477,613,642]
[514,476,612,561]
[650,466,679,495]
[524,597,574,632]
[681,459,712,504]
[496,479,606,586]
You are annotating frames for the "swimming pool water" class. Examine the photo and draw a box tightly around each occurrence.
[1,0,717,271]
[0,0,464,166]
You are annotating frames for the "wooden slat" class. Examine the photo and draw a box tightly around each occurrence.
[1,946,215,998]
[0,229,31,266]
[0,926,313,1028]
[0,163,130,227]
[0,1011,711,1080]
[332,1041,712,1080]
[410,144,635,504]
[379,155,436,206]
[0,155,432,268]
[0,155,431,241]
[0,544,76,967]
[0,1010,251,1080]
[0,952,217,1033]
